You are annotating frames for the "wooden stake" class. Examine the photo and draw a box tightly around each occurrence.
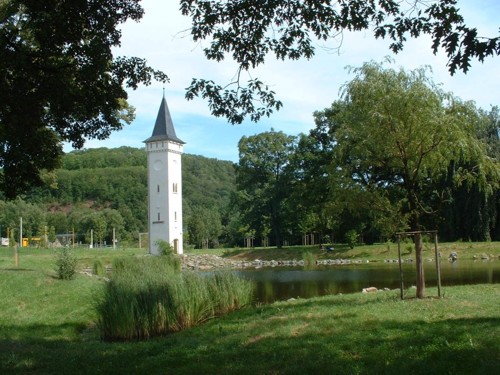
[415,232,425,299]
[434,233,442,298]
[397,234,404,300]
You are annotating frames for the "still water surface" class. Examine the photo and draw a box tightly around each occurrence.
[235,260,500,303]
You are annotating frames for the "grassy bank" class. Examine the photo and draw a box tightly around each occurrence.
[0,247,499,374]
[219,241,500,262]
[1,240,499,266]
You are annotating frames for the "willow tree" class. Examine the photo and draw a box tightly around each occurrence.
[322,61,498,298]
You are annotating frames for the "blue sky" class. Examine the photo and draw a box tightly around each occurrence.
[66,0,500,162]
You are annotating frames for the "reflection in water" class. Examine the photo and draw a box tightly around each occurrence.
[236,260,500,303]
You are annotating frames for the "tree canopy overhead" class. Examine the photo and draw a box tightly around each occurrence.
[180,0,499,124]
[0,0,167,198]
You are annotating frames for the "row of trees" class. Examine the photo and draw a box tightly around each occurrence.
[234,62,499,248]
[0,198,127,247]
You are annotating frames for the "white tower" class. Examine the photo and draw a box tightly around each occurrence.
[144,96,185,255]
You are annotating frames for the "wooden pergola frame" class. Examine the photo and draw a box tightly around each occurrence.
[396,230,442,300]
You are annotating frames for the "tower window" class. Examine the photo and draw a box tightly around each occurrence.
[174,211,177,222]
[157,184,160,193]
[158,213,160,221]
[173,183,178,193]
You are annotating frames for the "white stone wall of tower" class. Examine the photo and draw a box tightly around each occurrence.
[146,140,184,255]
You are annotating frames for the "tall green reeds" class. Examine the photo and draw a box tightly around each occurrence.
[96,255,253,341]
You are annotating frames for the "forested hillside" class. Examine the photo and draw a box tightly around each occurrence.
[0,147,237,248]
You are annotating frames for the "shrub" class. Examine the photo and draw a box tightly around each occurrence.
[54,248,77,280]
[404,238,414,254]
[345,230,358,249]
[157,240,181,271]
[157,240,174,256]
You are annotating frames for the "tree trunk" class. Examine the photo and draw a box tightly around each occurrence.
[275,230,282,249]
[414,232,425,298]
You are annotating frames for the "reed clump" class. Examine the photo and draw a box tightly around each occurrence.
[96,255,253,341]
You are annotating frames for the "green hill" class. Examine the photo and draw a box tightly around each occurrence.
[1,147,237,248]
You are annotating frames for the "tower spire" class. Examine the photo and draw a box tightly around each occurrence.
[144,97,184,144]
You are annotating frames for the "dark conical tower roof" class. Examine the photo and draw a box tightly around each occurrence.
[144,96,185,144]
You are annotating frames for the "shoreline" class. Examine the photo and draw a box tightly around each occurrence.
[180,253,499,270]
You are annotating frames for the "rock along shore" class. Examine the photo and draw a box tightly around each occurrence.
[180,254,373,271]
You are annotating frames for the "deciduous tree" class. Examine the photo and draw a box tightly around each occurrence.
[237,130,297,248]
[0,0,167,198]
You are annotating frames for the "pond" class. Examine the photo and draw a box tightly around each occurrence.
[235,260,500,303]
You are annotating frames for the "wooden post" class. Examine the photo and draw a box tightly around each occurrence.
[397,234,404,300]
[19,217,23,248]
[415,232,425,298]
[434,232,442,298]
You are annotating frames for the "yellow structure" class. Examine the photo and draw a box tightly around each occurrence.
[22,237,42,247]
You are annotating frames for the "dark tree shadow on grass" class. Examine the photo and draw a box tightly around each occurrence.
[1,312,498,375]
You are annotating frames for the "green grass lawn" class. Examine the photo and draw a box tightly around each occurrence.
[0,244,499,374]
[217,241,500,262]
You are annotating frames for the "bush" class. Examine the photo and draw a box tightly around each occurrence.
[157,240,174,256]
[54,248,77,280]
[404,238,414,254]
[157,240,181,271]
[345,230,358,249]
[96,256,253,341]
